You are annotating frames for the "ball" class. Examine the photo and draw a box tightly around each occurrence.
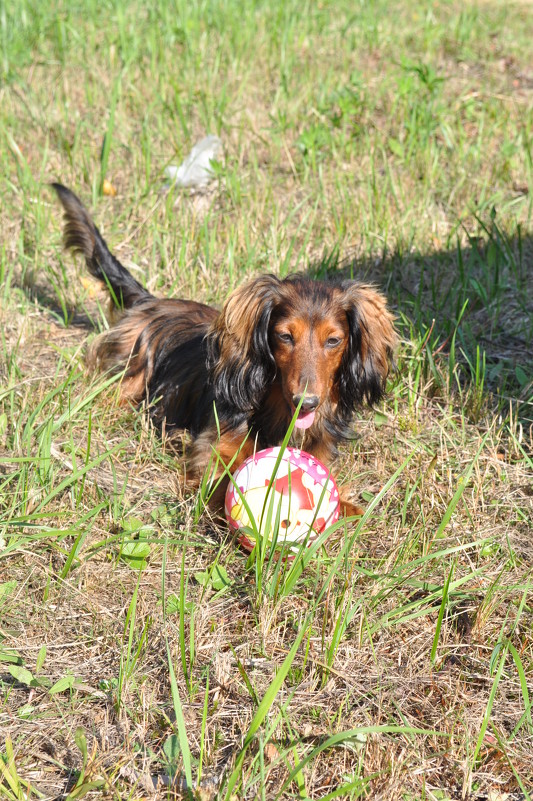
[225,447,340,553]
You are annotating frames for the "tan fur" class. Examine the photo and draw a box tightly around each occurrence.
[210,275,281,383]
[53,184,398,519]
[342,284,398,378]
[270,309,349,416]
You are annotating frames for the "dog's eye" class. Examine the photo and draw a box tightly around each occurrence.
[325,337,342,348]
[277,332,293,344]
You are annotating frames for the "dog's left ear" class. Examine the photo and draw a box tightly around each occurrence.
[338,282,398,412]
[207,275,282,415]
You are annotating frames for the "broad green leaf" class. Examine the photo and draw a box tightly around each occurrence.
[49,673,77,695]
[163,734,181,765]
[9,665,34,685]
[0,580,17,604]
[0,648,22,665]
[195,565,232,591]
[36,644,47,673]
[75,727,88,763]
[122,540,151,559]
[17,704,36,719]
[164,594,194,616]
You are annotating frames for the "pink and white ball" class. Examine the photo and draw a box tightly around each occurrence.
[225,447,340,553]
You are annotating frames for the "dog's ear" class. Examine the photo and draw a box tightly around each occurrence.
[207,275,282,414]
[338,283,398,413]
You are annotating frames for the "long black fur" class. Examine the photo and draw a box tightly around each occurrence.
[52,183,149,309]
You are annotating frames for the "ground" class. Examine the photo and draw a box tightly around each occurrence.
[1,1,532,799]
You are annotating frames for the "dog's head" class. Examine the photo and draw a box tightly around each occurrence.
[207,275,397,428]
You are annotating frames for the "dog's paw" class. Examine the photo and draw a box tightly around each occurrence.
[339,497,364,518]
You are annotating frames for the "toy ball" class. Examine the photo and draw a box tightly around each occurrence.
[225,447,340,553]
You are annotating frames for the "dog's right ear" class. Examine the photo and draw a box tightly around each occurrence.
[338,282,398,414]
[207,275,282,414]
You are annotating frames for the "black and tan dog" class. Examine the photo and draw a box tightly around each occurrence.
[54,184,397,513]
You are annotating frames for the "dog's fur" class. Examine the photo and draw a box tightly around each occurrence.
[53,184,397,513]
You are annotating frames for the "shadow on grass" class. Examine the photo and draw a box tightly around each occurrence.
[311,215,532,425]
[26,208,533,427]
[24,279,96,332]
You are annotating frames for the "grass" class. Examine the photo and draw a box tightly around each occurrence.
[1,0,533,798]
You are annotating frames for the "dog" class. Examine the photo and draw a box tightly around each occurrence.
[53,184,397,515]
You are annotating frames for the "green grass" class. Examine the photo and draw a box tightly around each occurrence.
[1,0,533,798]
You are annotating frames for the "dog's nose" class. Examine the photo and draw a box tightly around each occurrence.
[292,394,319,412]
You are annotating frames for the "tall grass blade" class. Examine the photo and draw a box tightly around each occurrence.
[430,560,455,665]
[434,433,489,539]
[279,724,447,795]
[470,641,508,769]
[223,617,310,799]
[162,540,193,790]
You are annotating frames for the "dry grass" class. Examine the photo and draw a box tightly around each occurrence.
[1,1,533,799]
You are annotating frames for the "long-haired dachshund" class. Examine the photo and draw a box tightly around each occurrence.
[53,184,397,515]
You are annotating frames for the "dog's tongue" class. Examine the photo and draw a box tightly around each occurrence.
[294,409,316,430]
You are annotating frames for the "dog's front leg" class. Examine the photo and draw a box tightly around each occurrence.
[338,496,364,518]
[188,425,255,511]
[304,438,363,519]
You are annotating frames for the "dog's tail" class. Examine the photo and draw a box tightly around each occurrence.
[52,183,152,309]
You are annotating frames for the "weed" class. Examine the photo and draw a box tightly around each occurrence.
[1,0,532,797]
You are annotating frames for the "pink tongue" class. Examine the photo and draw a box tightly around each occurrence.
[294,410,316,430]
